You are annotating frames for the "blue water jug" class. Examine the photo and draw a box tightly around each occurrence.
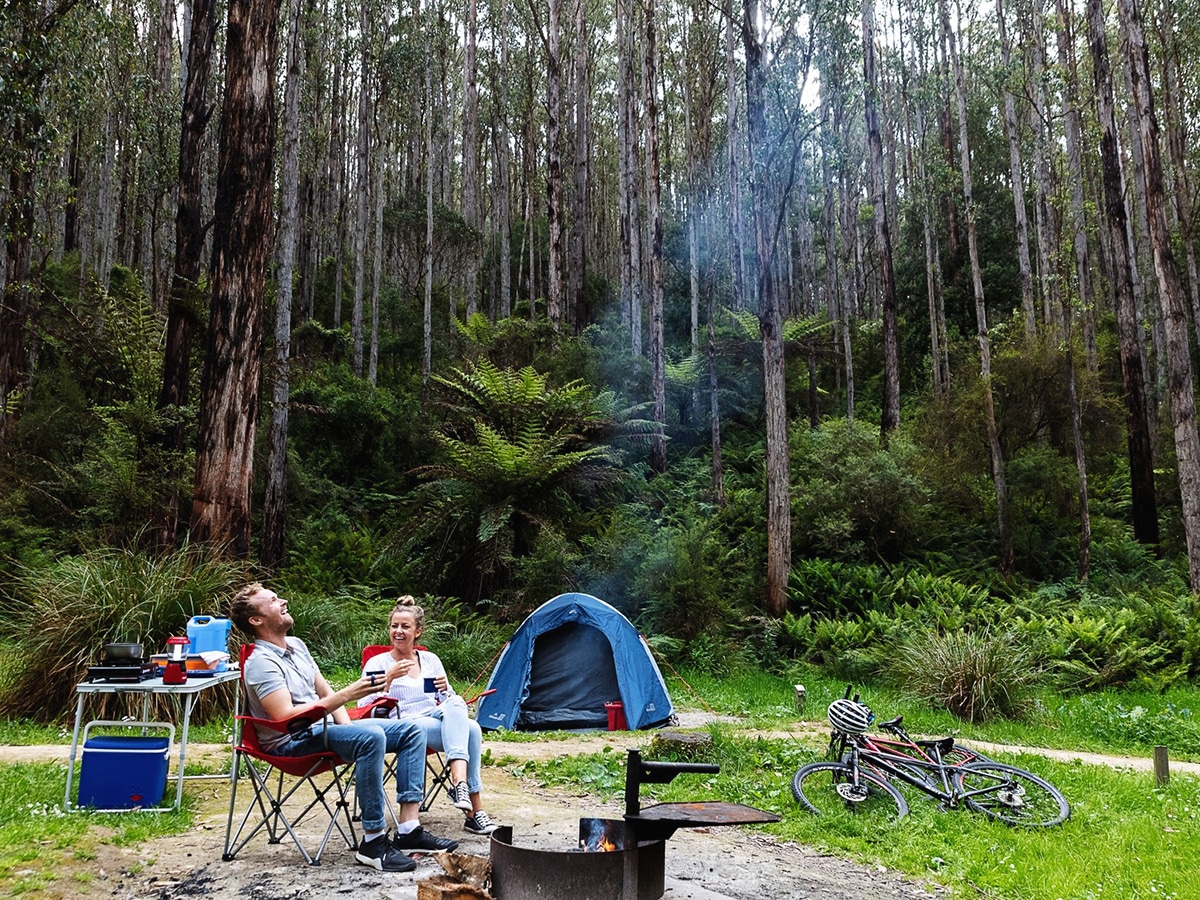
[186,616,232,655]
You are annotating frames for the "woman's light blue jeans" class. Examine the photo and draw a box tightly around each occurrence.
[272,718,426,834]
[411,695,483,794]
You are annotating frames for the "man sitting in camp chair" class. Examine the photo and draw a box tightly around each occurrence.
[229,582,459,872]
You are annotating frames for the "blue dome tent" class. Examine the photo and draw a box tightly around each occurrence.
[476,593,673,731]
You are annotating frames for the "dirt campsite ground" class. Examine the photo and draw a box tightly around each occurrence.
[13,710,1194,900]
[12,713,956,900]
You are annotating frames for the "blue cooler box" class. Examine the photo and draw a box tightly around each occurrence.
[186,616,232,655]
[77,721,174,809]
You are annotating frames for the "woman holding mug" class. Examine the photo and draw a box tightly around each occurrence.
[359,596,498,835]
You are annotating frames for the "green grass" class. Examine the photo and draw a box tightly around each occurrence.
[0,761,189,896]
[667,667,1200,761]
[515,731,1200,900]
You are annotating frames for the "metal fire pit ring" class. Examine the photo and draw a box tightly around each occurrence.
[490,821,666,900]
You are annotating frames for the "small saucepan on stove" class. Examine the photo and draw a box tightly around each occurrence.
[104,642,144,662]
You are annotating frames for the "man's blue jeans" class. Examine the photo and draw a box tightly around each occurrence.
[272,718,426,834]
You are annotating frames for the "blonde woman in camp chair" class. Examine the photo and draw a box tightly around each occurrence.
[359,596,499,835]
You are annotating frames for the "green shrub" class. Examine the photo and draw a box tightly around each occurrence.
[790,418,937,561]
[887,628,1041,723]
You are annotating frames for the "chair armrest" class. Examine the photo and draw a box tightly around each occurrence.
[240,705,334,737]
[348,697,398,720]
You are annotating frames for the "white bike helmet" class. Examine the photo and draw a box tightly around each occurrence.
[827,697,873,734]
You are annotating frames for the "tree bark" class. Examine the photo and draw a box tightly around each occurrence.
[725,0,745,312]
[191,0,280,556]
[944,0,1013,576]
[1118,0,1200,590]
[463,0,480,320]
[569,0,589,332]
[744,0,790,618]
[644,0,666,474]
[545,0,565,328]
[863,0,900,437]
[351,3,370,376]
[261,0,304,573]
[995,0,1035,338]
[494,0,512,319]
[1086,0,1159,547]
[1055,0,1096,367]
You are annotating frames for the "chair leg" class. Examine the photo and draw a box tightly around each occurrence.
[420,751,451,813]
[223,755,357,866]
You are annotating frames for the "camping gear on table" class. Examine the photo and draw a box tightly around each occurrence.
[87,643,155,683]
[476,593,673,731]
[163,636,190,684]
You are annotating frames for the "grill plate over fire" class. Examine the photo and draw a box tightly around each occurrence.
[488,749,780,899]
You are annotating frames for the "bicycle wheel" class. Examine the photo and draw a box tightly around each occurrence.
[792,761,909,820]
[955,762,1070,827]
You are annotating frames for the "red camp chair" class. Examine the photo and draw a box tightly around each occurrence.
[222,644,358,865]
[351,644,494,812]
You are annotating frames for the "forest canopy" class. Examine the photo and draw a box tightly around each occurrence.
[2,0,1200,709]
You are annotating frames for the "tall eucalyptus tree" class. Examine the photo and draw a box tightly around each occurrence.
[1085,0,1157,547]
[191,0,281,555]
[1118,0,1200,591]
[943,0,1013,575]
[262,0,306,572]
[644,0,667,473]
[862,0,899,437]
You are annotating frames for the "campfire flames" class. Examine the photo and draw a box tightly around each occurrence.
[578,818,625,853]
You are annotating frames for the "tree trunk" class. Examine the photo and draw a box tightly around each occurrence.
[1026,0,1059,329]
[351,4,370,377]
[1055,0,1096,368]
[463,0,480,320]
[569,0,589,332]
[261,0,304,573]
[423,33,434,382]
[1156,1,1200,352]
[621,2,643,355]
[944,0,1013,575]
[863,0,900,437]
[995,0,1036,338]
[724,0,745,312]
[545,0,565,328]
[494,0,512,319]
[160,0,217,462]
[191,0,280,556]
[644,0,666,474]
[744,0,790,618]
[1118,0,1200,590]
[1086,0,1159,547]
[369,121,385,384]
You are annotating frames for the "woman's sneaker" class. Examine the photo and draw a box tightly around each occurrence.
[451,781,473,811]
[356,833,416,871]
[463,810,499,835]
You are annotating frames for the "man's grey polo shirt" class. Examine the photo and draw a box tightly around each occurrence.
[243,636,334,751]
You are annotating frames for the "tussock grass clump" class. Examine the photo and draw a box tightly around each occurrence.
[888,628,1040,723]
[0,546,245,721]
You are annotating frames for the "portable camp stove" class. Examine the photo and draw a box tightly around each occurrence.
[86,659,156,683]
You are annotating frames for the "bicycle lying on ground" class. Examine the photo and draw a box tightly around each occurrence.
[792,690,1070,827]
